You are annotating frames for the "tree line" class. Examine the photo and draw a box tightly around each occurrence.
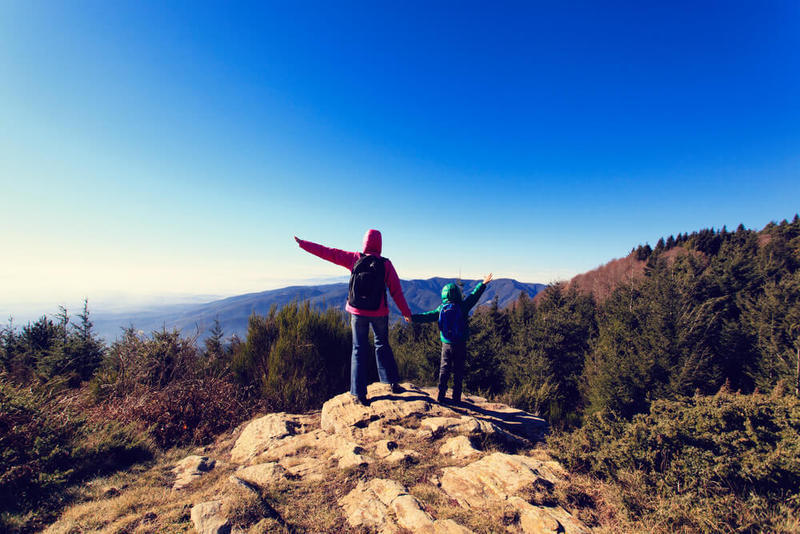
[393,215,800,427]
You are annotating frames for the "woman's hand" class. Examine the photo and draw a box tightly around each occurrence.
[483,273,493,285]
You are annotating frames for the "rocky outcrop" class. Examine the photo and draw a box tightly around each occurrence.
[181,382,585,533]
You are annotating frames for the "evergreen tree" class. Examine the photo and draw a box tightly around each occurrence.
[204,316,225,359]
[71,299,104,381]
[465,299,509,395]
[505,284,595,425]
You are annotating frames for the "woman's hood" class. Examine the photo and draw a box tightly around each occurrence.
[362,229,382,255]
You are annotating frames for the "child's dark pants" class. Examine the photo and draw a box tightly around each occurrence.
[438,341,466,401]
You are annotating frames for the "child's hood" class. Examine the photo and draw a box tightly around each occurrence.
[441,283,462,304]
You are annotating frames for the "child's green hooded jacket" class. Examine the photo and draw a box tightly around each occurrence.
[411,282,487,343]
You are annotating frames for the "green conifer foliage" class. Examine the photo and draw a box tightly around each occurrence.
[232,303,350,411]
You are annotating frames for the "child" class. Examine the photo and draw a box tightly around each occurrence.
[411,273,493,403]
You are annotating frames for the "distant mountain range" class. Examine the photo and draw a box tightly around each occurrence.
[92,278,545,342]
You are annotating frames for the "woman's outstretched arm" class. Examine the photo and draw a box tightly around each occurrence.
[294,236,360,271]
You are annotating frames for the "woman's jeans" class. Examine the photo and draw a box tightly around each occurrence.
[350,314,399,398]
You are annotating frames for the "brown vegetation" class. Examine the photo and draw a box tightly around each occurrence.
[563,254,646,301]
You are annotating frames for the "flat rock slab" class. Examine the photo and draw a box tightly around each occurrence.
[421,387,548,442]
[422,415,498,436]
[321,383,449,438]
[213,382,585,533]
[441,452,562,508]
[339,478,474,534]
[439,435,481,459]
[230,413,316,463]
[441,452,588,534]
[232,462,286,488]
[374,439,419,464]
[240,426,372,475]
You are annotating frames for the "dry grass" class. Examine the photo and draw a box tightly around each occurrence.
[43,447,201,534]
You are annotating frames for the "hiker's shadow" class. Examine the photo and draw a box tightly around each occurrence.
[446,400,548,440]
[369,393,431,404]
[370,391,548,443]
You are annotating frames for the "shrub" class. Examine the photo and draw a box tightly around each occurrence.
[232,303,351,412]
[100,377,260,449]
[91,329,201,401]
[0,381,76,513]
[0,379,153,519]
[549,386,800,532]
[391,322,441,386]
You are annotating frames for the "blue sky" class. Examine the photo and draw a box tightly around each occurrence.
[1,1,798,315]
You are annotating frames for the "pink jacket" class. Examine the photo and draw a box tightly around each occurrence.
[296,229,412,318]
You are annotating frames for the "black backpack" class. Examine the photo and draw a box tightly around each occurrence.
[348,254,386,310]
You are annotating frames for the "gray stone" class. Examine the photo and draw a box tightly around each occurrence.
[190,500,230,534]
[173,455,216,490]
[439,435,481,459]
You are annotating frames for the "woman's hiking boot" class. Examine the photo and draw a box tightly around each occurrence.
[352,394,370,406]
[390,383,404,394]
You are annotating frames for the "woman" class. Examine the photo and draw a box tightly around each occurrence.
[295,229,411,405]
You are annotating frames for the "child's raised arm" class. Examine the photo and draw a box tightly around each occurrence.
[463,273,492,311]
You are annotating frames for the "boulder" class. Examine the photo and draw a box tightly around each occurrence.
[440,453,589,534]
[374,439,419,464]
[232,462,286,488]
[173,455,216,490]
[508,496,591,534]
[190,500,230,534]
[440,452,562,508]
[321,383,444,438]
[230,413,315,464]
[439,435,481,459]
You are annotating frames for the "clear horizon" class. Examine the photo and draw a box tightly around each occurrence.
[2,3,798,319]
